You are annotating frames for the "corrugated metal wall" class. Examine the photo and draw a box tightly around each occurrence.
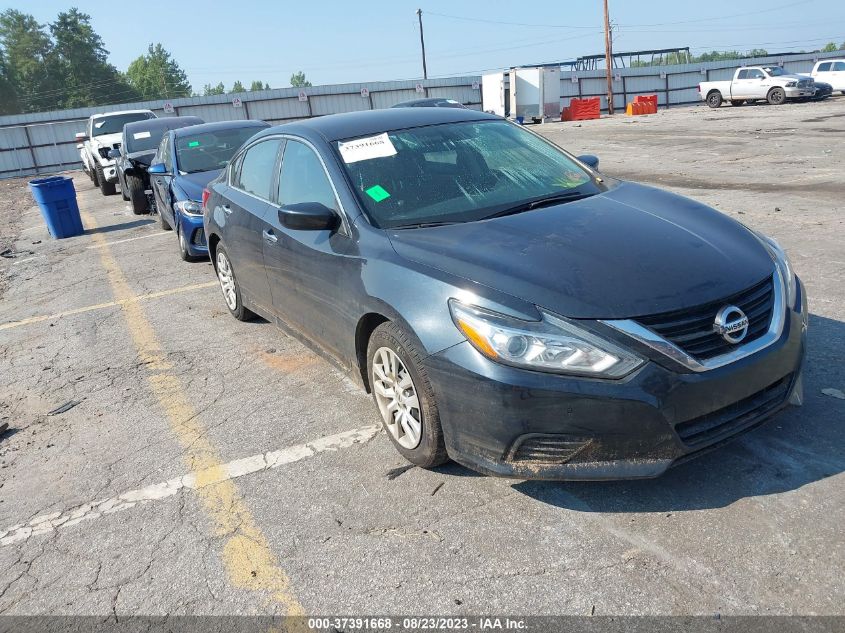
[2,49,841,179]
[0,77,481,179]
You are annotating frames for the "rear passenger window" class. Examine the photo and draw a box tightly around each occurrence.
[817,62,832,72]
[833,62,845,71]
[234,139,282,200]
[277,140,339,212]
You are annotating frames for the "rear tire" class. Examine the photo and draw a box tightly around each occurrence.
[730,99,745,107]
[214,245,255,321]
[767,87,786,105]
[90,162,99,187]
[367,322,448,469]
[96,163,116,196]
[125,174,147,214]
[706,91,723,108]
[119,173,129,201]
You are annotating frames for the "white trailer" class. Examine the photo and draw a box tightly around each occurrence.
[482,66,561,122]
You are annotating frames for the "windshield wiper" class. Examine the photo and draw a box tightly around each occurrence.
[391,220,462,230]
[483,191,595,220]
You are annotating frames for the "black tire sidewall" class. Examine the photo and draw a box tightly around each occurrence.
[707,92,722,108]
[367,322,448,468]
[96,163,116,196]
[768,88,785,105]
[125,174,147,214]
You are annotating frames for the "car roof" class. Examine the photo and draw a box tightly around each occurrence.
[391,97,464,108]
[258,108,497,143]
[124,116,203,135]
[91,109,155,119]
[172,119,270,137]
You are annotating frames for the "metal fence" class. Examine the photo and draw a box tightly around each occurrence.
[0,77,481,179]
[1,49,842,180]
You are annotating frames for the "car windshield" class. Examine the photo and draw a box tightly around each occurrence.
[92,112,155,136]
[175,127,263,174]
[336,120,603,229]
[763,67,787,76]
[125,127,169,153]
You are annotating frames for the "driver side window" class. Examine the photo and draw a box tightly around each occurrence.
[277,140,339,212]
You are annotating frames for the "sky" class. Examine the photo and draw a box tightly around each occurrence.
[3,0,844,91]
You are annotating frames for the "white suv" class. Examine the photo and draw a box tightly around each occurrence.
[811,59,845,94]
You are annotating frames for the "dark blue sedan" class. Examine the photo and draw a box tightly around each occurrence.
[149,120,269,260]
[203,108,806,480]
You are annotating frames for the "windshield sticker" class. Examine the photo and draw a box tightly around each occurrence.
[188,141,200,147]
[553,169,590,189]
[365,185,391,202]
[338,133,397,164]
[132,131,152,140]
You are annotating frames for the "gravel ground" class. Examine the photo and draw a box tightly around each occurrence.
[0,99,842,619]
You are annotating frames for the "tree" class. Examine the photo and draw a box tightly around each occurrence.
[0,9,58,113]
[290,71,311,88]
[203,82,225,96]
[48,8,138,109]
[126,43,191,100]
[231,80,245,93]
[0,48,19,115]
[821,42,838,53]
[250,80,270,91]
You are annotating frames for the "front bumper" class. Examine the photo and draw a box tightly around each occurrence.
[177,213,208,257]
[424,279,807,480]
[784,87,815,98]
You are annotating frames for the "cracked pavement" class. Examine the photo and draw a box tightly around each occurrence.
[0,100,843,616]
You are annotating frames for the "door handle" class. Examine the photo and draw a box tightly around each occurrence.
[222,204,232,215]
[263,229,278,244]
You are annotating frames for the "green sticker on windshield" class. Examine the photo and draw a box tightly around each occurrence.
[365,185,391,202]
[188,141,200,147]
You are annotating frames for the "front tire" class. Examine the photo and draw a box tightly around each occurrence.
[177,224,199,262]
[706,91,723,108]
[767,87,786,105]
[96,163,116,196]
[214,245,254,321]
[367,322,448,468]
[125,174,147,214]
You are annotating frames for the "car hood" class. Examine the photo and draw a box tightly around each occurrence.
[387,181,774,319]
[91,133,122,148]
[126,150,156,166]
[173,169,222,201]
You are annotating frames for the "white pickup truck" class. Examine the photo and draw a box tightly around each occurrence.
[698,66,815,108]
[75,110,156,196]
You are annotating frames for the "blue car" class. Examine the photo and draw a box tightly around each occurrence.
[149,120,270,260]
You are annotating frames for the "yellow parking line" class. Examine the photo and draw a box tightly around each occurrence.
[0,281,217,331]
[79,210,304,614]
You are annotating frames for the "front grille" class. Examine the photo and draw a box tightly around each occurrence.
[508,435,591,464]
[675,374,792,447]
[635,275,774,360]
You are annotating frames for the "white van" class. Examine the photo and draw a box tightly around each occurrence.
[811,59,845,93]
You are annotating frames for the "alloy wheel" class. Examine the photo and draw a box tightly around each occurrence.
[216,251,238,311]
[372,347,422,449]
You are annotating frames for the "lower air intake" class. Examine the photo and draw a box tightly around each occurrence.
[507,435,592,465]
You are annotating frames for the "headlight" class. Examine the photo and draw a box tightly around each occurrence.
[449,300,643,378]
[174,200,203,216]
[785,81,797,87]
[756,232,797,307]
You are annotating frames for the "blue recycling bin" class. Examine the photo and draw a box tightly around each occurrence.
[28,176,85,239]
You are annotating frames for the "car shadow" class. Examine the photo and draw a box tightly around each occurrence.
[84,219,156,235]
[508,313,845,512]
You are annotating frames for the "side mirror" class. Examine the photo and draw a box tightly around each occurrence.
[278,202,339,231]
[108,148,121,159]
[577,154,600,170]
[75,132,87,142]
[148,162,169,176]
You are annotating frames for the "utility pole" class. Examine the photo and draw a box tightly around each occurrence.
[603,0,614,114]
[417,9,428,79]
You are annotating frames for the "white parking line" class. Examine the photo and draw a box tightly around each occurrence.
[10,255,44,266]
[86,231,171,249]
[0,424,381,547]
